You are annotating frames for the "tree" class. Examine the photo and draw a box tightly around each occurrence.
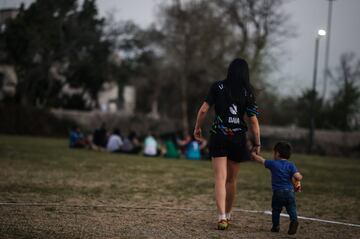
[286,53,360,131]
[294,89,323,128]
[212,0,293,87]
[154,0,229,133]
[149,0,293,133]
[2,0,75,106]
[105,19,164,112]
[325,53,360,130]
[259,94,298,126]
[64,0,112,108]
[1,0,114,109]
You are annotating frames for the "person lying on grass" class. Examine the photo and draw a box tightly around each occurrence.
[251,141,303,235]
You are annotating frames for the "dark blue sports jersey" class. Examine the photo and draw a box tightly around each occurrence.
[205,80,258,136]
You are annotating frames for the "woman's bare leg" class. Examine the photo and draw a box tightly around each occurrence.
[225,160,240,215]
[212,157,227,215]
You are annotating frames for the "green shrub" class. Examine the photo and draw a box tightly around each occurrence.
[0,104,76,137]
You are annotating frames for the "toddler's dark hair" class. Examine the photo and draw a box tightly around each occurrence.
[274,141,292,159]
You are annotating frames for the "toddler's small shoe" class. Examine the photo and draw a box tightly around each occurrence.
[288,220,299,235]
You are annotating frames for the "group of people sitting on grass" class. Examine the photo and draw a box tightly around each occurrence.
[68,123,208,160]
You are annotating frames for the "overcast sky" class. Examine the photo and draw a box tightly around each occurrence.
[2,0,360,96]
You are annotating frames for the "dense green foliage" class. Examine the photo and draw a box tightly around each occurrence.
[1,0,115,109]
[0,105,75,136]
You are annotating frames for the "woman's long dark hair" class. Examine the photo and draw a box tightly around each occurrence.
[224,58,254,104]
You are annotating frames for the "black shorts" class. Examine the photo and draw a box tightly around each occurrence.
[209,133,250,163]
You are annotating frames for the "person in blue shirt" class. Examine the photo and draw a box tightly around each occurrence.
[251,141,303,235]
[185,135,201,160]
[69,126,86,148]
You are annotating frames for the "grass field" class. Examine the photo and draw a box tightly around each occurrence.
[0,135,359,238]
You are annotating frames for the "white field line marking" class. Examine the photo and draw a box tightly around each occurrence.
[1,202,360,228]
[236,209,360,228]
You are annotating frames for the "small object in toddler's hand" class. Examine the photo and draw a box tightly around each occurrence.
[292,178,302,192]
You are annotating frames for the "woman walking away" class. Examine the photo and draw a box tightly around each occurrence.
[193,58,261,230]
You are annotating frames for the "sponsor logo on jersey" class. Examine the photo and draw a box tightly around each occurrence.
[219,84,224,90]
[229,104,237,115]
[228,117,240,124]
[229,104,239,124]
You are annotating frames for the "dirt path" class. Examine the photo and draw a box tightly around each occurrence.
[0,205,359,239]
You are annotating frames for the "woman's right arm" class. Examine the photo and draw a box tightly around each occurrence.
[194,102,210,141]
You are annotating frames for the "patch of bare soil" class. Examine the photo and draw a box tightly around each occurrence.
[0,205,359,239]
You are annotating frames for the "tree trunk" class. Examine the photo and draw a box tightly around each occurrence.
[180,74,189,135]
